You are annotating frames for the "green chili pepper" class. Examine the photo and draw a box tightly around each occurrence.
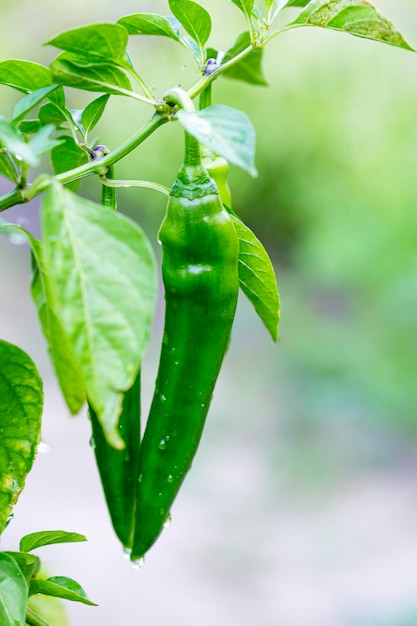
[89,373,140,549]
[88,157,141,549]
[131,130,240,560]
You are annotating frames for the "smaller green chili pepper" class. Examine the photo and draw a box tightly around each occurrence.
[89,372,141,549]
[88,154,141,548]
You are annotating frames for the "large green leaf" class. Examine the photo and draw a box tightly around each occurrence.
[0,341,43,535]
[0,553,28,626]
[177,105,257,176]
[117,14,181,42]
[29,577,96,606]
[168,0,211,48]
[31,248,87,415]
[291,0,414,50]
[20,530,87,553]
[40,182,158,448]
[230,214,280,341]
[222,31,267,86]
[50,53,132,95]
[0,222,86,415]
[45,23,129,66]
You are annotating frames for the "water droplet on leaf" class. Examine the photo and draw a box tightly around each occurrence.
[122,547,131,560]
[37,441,50,454]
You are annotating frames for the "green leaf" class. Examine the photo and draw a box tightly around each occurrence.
[29,577,96,606]
[0,60,65,109]
[222,31,267,86]
[40,182,158,448]
[0,60,53,93]
[31,247,87,414]
[81,94,110,134]
[0,341,43,535]
[0,117,38,166]
[0,552,28,626]
[18,120,41,135]
[39,102,67,127]
[12,86,59,123]
[50,53,132,95]
[0,222,86,415]
[264,0,275,8]
[291,0,415,50]
[20,530,87,553]
[3,553,40,582]
[45,23,129,65]
[31,270,85,413]
[283,0,310,6]
[168,0,211,48]
[230,214,280,341]
[230,0,256,23]
[117,13,181,42]
[177,104,257,177]
[50,135,88,177]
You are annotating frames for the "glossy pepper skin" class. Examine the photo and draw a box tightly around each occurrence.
[88,160,141,549]
[89,372,141,548]
[131,133,239,560]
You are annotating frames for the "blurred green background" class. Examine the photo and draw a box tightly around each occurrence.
[2,1,417,625]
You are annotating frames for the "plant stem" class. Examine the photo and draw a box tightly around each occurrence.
[100,177,170,197]
[128,67,155,102]
[199,85,212,110]
[26,608,52,626]
[187,43,254,100]
[0,112,168,212]
[262,23,301,46]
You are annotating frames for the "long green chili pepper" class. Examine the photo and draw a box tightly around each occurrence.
[131,127,240,560]
[88,154,141,549]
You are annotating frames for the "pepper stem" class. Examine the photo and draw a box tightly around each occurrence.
[163,87,215,192]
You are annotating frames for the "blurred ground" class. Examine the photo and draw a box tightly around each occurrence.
[2,1,417,625]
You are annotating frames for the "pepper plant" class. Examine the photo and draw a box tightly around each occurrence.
[0,1,413,624]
